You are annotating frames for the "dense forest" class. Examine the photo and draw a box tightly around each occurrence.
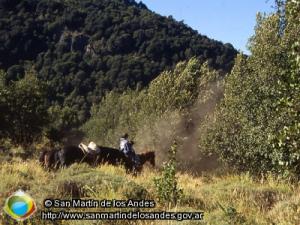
[0,0,237,124]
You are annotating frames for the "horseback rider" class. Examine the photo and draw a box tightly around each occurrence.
[119,133,140,167]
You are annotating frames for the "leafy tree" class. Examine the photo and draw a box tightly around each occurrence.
[82,90,143,145]
[45,105,80,142]
[271,0,300,176]
[0,69,49,147]
[201,0,300,177]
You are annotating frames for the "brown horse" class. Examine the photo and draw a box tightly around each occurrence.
[39,146,92,170]
[136,151,155,172]
[39,149,61,169]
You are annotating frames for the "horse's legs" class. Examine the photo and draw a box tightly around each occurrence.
[93,155,100,167]
[44,154,50,169]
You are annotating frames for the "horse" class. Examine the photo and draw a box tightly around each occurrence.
[136,151,155,172]
[39,144,144,175]
[58,145,95,167]
[58,146,154,174]
[39,149,61,169]
[138,151,155,167]
[39,149,47,166]
[94,146,135,173]
[39,146,93,169]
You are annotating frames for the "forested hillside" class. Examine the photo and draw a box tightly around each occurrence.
[0,0,237,122]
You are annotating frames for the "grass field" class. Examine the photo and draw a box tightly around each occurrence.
[0,155,299,225]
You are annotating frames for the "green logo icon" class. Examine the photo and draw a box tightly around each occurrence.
[3,190,37,221]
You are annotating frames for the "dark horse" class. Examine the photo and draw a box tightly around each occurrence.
[39,145,155,175]
[94,146,135,172]
[94,148,155,174]
[58,145,94,167]
[39,146,93,169]
[136,151,155,172]
[39,149,61,169]
[59,145,135,172]
[39,145,136,173]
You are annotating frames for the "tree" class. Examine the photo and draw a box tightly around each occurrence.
[45,104,80,142]
[0,69,49,147]
[201,0,300,177]
[271,0,300,176]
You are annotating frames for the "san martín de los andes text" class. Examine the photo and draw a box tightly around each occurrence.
[46,199,156,209]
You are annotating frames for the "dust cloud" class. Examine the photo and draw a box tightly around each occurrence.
[135,82,224,175]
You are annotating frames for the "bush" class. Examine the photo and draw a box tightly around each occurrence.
[154,141,183,206]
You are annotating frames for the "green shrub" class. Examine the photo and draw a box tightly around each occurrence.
[218,203,247,224]
[154,141,183,206]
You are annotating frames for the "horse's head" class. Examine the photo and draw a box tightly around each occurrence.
[138,151,155,167]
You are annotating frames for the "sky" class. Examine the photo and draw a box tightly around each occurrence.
[137,0,275,53]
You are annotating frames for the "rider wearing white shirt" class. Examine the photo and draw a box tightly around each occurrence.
[119,133,139,166]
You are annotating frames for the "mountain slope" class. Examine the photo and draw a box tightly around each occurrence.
[0,0,237,121]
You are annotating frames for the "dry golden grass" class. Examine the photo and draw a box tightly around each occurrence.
[0,159,299,225]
